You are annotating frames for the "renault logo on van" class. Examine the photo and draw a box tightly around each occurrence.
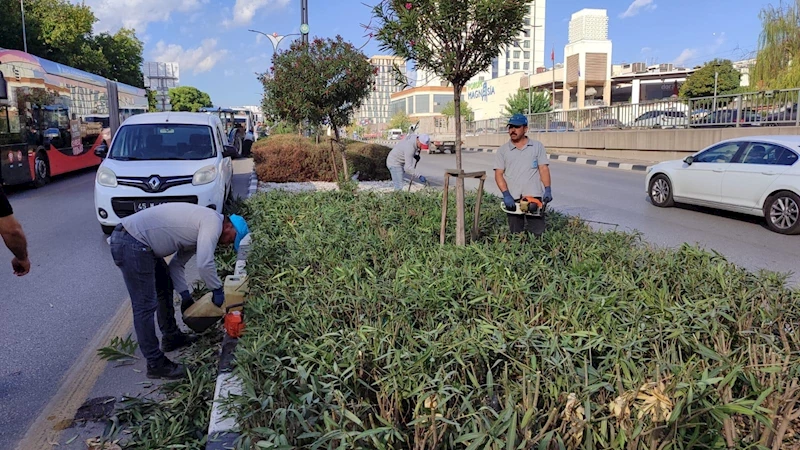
[148,176,161,190]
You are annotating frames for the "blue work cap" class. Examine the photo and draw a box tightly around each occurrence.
[507,113,528,127]
[229,214,249,252]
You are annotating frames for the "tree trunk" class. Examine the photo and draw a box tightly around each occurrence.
[454,84,466,246]
[332,121,348,180]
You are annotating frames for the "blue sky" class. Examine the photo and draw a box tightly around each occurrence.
[75,0,771,107]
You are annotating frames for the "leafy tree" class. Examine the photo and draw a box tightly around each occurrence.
[388,110,411,131]
[168,86,212,112]
[504,88,551,116]
[679,59,741,99]
[259,35,374,177]
[94,28,144,87]
[146,89,158,112]
[372,0,531,245]
[441,100,474,128]
[0,0,144,87]
[751,1,800,90]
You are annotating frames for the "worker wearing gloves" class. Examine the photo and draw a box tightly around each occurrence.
[494,114,553,236]
[109,203,249,379]
[386,133,429,190]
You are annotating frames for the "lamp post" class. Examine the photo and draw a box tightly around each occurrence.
[248,29,301,54]
[713,70,719,112]
[20,0,28,53]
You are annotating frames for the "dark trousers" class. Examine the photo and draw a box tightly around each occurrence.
[109,225,180,365]
[242,139,253,157]
[507,213,546,236]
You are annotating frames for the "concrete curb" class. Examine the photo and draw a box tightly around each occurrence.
[206,171,257,448]
[426,147,653,172]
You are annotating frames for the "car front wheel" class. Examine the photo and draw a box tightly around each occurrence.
[648,174,674,207]
[765,191,800,235]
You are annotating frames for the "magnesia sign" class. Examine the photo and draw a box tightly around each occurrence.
[467,80,496,102]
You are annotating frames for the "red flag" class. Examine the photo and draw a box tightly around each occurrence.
[551,47,554,62]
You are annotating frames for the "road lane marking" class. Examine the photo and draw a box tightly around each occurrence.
[15,297,132,450]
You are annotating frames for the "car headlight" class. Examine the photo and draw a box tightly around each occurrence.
[192,165,217,186]
[96,166,118,187]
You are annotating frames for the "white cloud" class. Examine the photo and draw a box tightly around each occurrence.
[641,47,652,54]
[673,49,698,66]
[672,32,726,67]
[75,0,207,33]
[620,0,657,18]
[150,39,228,74]
[226,0,290,27]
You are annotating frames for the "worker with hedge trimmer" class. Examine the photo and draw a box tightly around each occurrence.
[386,133,429,190]
[108,203,249,380]
[494,114,553,236]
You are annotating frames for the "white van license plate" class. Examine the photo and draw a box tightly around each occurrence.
[134,201,164,211]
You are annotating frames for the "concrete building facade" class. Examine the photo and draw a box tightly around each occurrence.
[561,9,612,109]
[354,55,407,128]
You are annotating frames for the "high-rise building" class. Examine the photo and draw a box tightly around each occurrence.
[354,55,406,127]
[568,8,609,43]
[143,61,179,111]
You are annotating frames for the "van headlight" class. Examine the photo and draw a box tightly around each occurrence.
[96,166,118,187]
[192,165,217,186]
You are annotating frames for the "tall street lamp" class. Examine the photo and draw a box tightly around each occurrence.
[248,29,301,54]
[20,0,28,53]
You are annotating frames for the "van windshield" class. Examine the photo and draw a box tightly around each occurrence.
[109,124,216,160]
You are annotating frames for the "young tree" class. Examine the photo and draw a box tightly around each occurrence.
[441,100,474,128]
[679,59,741,99]
[388,110,412,131]
[751,1,800,90]
[503,88,551,116]
[168,86,213,112]
[372,0,531,245]
[259,35,374,177]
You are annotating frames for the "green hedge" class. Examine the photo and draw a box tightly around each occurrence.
[232,190,799,449]
[252,135,391,182]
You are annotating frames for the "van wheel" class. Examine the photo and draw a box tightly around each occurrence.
[101,225,115,235]
[33,151,50,188]
[765,191,800,235]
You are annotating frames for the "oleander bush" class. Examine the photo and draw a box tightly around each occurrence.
[232,190,800,449]
[252,135,391,182]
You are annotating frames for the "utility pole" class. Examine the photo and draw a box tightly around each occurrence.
[20,0,28,53]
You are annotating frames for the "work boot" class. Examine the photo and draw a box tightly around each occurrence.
[146,356,187,380]
[161,333,199,353]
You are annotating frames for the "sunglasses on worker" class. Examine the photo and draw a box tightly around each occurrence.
[507,124,524,129]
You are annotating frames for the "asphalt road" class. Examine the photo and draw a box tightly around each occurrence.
[414,151,800,286]
[0,159,254,448]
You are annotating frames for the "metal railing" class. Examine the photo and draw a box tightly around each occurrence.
[467,88,800,134]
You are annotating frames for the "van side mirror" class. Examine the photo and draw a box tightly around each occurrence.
[223,145,238,158]
[684,155,694,165]
[94,143,108,158]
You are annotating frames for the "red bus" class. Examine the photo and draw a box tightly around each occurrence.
[0,49,147,187]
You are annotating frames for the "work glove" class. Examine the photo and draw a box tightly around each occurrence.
[502,191,516,211]
[418,175,427,184]
[212,287,225,308]
[180,290,194,312]
[542,187,553,203]
[413,154,420,163]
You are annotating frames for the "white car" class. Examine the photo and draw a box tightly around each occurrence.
[646,136,800,234]
[94,112,236,234]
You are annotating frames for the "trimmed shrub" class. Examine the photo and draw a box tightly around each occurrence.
[253,136,391,182]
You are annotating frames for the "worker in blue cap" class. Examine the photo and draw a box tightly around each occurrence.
[108,203,249,380]
[494,113,552,236]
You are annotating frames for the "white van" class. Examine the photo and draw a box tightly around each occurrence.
[93,112,237,234]
[387,128,403,140]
